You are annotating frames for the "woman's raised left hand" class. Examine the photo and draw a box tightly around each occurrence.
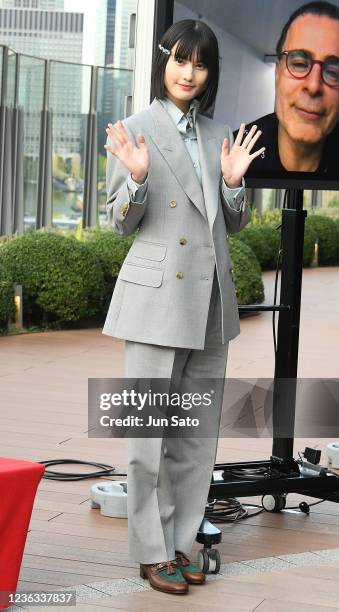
[221,124,265,188]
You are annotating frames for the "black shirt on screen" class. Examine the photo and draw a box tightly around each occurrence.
[234,112,339,180]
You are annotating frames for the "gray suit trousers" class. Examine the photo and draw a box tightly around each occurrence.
[124,269,229,563]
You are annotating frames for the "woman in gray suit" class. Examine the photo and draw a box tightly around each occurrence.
[103,20,264,596]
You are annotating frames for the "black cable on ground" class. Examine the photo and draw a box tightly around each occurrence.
[204,450,338,522]
[205,497,264,522]
[39,453,336,519]
[38,459,127,481]
[204,494,328,523]
[284,499,325,510]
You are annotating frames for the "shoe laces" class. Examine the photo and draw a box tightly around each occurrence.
[155,560,178,575]
[175,551,190,566]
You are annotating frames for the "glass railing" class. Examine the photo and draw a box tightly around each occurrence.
[0,44,134,235]
[6,48,16,106]
[18,55,45,228]
[49,60,91,229]
[2,42,337,236]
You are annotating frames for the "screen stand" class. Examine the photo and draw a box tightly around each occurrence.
[197,189,339,561]
[272,189,306,460]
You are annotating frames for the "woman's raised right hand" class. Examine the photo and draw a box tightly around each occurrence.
[104,120,149,183]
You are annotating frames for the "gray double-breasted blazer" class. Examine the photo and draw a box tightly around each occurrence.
[102,98,251,349]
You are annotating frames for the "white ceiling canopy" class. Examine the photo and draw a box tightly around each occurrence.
[177,0,339,58]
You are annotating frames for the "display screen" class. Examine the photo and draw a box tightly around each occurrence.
[175,0,339,189]
[232,0,339,188]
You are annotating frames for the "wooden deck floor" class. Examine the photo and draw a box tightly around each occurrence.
[1,268,339,611]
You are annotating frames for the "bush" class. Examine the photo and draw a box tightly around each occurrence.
[240,210,337,268]
[0,259,15,334]
[229,238,264,304]
[0,230,105,327]
[303,219,318,266]
[0,228,264,331]
[305,214,339,264]
[235,224,281,270]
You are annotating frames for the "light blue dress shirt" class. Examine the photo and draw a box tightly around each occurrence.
[126,96,245,208]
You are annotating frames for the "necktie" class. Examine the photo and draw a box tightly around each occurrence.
[186,105,197,131]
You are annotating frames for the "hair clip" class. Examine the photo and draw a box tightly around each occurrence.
[158,44,170,55]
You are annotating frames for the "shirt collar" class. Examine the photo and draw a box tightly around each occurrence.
[159,97,199,130]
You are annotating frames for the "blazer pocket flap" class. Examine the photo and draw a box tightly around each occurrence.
[132,241,167,261]
[119,263,163,287]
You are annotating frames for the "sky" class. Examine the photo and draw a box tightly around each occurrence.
[64,0,103,65]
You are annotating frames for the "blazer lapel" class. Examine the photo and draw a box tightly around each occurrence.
[148,99,207,220]
[196,116,222,231]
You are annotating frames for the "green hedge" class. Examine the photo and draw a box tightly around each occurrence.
[305,214,339,264]
[1,208,337,334]
[0,230,105,328]
[235,213,337,269]
[229,238,264,304]
[0,259,15,334]
[334,217,339,239]
[234,224,281,270]
[0,228,265,333]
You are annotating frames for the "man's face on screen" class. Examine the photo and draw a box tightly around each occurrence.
[275,14,339,149]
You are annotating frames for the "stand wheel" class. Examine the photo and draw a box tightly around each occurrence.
[198,547,221,574]
[261,494,286,513]
[299,501,310,514]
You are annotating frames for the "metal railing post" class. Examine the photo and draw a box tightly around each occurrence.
[36,58,52,229]
[83,64,98,228]
[12,52,24,235]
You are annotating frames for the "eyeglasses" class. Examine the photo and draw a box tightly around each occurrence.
[279,49,339,87]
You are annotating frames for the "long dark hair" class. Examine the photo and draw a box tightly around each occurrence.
[151,20,220,113]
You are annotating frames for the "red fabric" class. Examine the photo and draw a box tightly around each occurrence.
[0,457,45,610]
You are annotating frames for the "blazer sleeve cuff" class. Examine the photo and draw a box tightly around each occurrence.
[221,176,246,211]
[127,173,148,204]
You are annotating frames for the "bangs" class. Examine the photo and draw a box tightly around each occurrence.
[174,32,211,66]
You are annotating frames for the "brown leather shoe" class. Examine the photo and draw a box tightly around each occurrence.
[140,560,189,594]
[175,550,206,584]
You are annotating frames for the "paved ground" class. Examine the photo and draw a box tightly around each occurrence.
[1,266,339,611]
